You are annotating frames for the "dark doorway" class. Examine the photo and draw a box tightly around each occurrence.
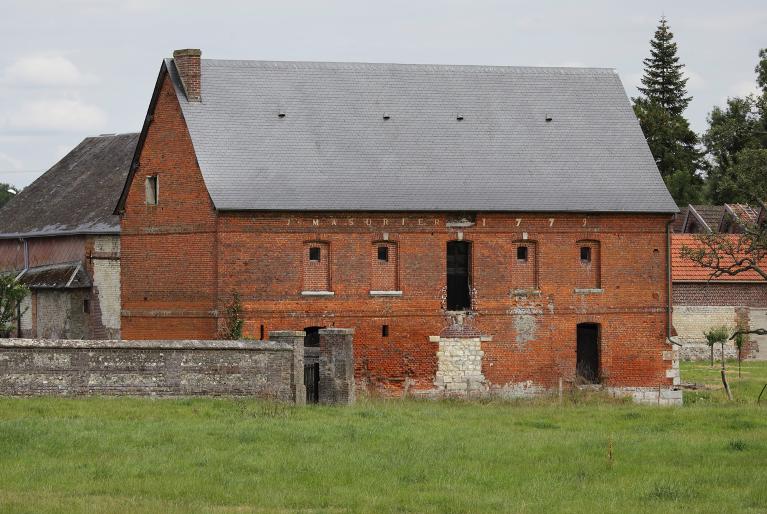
[446,241,471,311]
[576,323,600,384]
[304,326,323,403]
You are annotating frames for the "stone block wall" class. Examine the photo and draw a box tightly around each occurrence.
[35,290,91,340]
[672,305,758,361]
[433,335,487,394]
[89,235,121,339]
[318,328,355,405]
[0,337,305,401]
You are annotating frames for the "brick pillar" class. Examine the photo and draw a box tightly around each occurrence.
[318,328,355,405]
[270,330,306,405]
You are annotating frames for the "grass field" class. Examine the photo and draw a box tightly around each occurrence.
[0,362,766,513]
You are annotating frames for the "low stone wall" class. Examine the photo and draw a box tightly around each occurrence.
[0,334,305,402]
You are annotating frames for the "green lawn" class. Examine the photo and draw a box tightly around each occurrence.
[0,363,765,513]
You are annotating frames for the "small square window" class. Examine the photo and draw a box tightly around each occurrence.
[580,246,591,263]
[145,176,158,205]
[516,246,528,262]
[378,246,389,262]
[309,247,321,262]
[382,324,389,337]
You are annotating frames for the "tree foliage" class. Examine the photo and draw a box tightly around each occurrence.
[633,16,702,205]
[702,50,767,204]
[0,183,19,210]
[0,274,29,337]
[637,16,692,116]
[222,292,244,340]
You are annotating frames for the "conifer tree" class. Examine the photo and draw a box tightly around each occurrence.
[633,16,702,205]
[638,16,692,117]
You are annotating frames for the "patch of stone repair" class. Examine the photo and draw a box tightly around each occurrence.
[432,335,487,394]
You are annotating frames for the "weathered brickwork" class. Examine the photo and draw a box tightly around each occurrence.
[120,67,677,401]
[673,282,767,307]
[303,241,331,292]
[121,72,218,339]
[0,337,303,401]
[510,241,537,290]
[370,241,398,292]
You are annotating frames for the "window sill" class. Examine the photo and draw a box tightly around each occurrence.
[301,291,335,297]
[573,288,603,295]
[511,289,541,297]
[369,290,403,297]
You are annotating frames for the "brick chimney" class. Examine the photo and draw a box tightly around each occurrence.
[172,49,201,102]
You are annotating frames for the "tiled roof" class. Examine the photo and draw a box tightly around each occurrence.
[0,133,138,238]
[671,206,688,233]
[687,205,725,232]
[16,262,91,289]
[163,58,677,213]
[726,203,759,225]
[671,234,766,282]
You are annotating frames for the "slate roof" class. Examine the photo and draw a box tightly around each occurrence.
[163,58,677,213]
[671,234,766,282]
[0,133,138,238]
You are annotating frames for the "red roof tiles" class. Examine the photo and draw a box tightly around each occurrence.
[672,234,766,282]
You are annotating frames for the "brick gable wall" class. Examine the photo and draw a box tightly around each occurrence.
[121,71,218,339]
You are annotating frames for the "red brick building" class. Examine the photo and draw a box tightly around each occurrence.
[116,49,681,403]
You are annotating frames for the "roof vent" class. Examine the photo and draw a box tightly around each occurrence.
[456,114,464,121]
[383,113,391,120]
[545,114,553,122]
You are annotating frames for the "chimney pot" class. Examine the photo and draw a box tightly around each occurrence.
[172,48,202,102]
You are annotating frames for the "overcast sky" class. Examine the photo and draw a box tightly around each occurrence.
[1,0,764,188]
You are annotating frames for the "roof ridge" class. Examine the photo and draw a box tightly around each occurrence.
[196,58,616,74]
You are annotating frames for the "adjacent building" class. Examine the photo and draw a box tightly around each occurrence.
[0,134,138,339]
[116,49,680,402]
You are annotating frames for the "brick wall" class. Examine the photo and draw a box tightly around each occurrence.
[370,241,398,291]
[302,241,330,291]
[121,71,218,339]
[213,212,674,395]
[510,240,537,289]
[673,282,767,307]
[0,337,303,401]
